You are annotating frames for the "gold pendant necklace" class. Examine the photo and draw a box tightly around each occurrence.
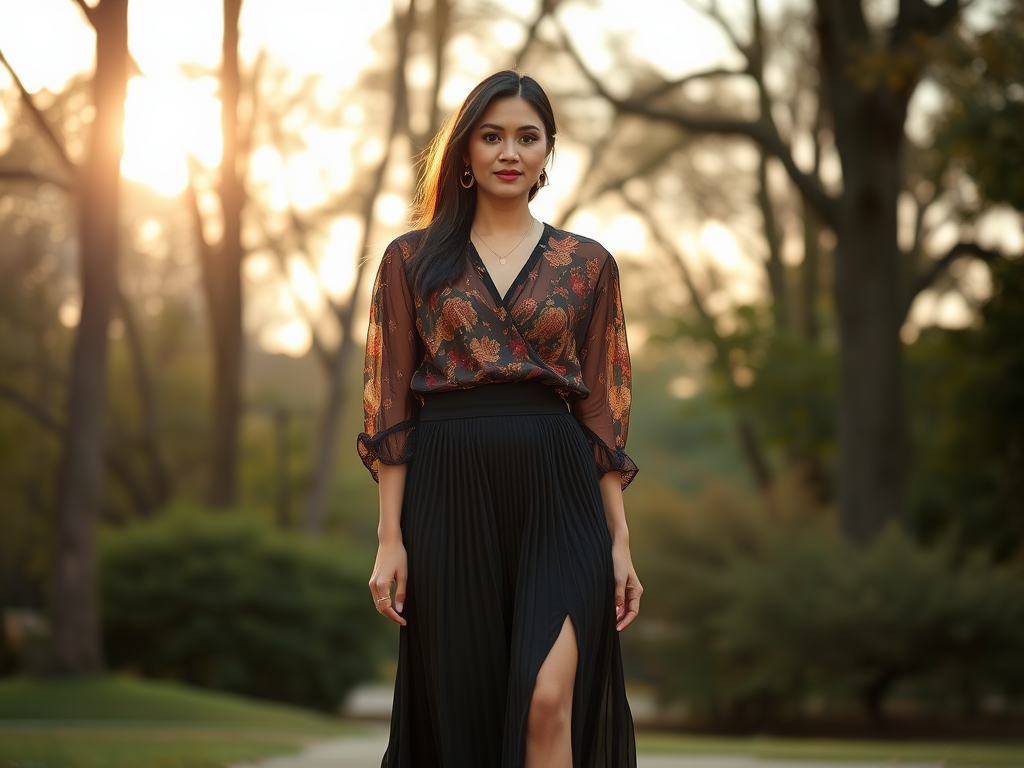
[473,219,536,265]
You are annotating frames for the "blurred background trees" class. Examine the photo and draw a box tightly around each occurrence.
[1,0,1022,726]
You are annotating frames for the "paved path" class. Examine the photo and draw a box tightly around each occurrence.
[232,730,938,768]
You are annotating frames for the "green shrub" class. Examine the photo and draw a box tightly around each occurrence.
[629,484,1024,722]
[99,509,384,712]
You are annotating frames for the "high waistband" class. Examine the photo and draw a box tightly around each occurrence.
[419,382,569,421]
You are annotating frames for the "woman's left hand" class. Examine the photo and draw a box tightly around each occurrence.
[612,540,642,631]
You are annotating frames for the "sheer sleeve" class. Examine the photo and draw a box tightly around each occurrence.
[357,238,422,482]
[571,254,638,490]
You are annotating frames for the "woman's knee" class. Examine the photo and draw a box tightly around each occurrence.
[528,676,572,739]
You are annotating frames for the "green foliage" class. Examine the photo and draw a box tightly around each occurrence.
[730,332,836,469]
[627,354,752,495]
[628,486,1024,722]
[660,304,838,500]
[907,256,1024,558]
[934,6,1024,213]
[99,509,384,712]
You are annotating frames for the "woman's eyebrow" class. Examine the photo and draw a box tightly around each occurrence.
[478,122,541,132]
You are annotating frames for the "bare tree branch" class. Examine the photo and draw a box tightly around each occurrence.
[509,0,562,66]
[343,0,416,318]
[255,214,335,369]
[903,241,1001,320]
[641,66,751,100]
[555,131,690,229]
[553,23,840,229]
[71,0,95,27]
[553,131,615,228]
[0,46,76,173]
[619,191,711,321]
[684,0,749,57]
[0,383,63,433]
[619,189,773,490]
[268,246,334,369]
[0,169,75,190]
[287,206,344,318]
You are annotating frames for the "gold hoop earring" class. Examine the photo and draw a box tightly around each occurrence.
[460,166,475,189]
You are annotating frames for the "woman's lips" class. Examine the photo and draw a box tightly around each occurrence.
[494,171,522,180]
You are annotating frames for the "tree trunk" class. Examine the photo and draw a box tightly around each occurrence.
[48,0,129,675]
[818,7,909,544]
[203,0,245,508]
[833,197,906,543]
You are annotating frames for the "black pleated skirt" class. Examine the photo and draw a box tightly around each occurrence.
[382,383,636,768]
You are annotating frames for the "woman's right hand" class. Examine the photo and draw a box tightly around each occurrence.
[369,536,408,626]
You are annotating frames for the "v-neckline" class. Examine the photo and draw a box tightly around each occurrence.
[469,222,548,309]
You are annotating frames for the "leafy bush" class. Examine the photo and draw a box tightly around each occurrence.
[628,484,1024,723]
[906,255,1024,558]
[100,509,384,712]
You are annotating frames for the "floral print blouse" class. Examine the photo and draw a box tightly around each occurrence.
[358,223,637,489]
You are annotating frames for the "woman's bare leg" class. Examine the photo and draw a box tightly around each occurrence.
[525,616,577,768]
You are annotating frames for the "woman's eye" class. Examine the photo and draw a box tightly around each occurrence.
[521,135,538,144]
[483,133,500,142]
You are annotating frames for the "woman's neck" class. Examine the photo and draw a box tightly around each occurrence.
[471,195,535,236]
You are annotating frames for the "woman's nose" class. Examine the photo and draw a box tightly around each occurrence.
[499,141,519,160]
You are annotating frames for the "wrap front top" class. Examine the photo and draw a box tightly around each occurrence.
[358,223,637,489]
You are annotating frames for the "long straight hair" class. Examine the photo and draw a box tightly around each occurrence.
[407,71,556,298]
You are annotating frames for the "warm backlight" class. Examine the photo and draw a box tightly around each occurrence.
[120,75,222,196]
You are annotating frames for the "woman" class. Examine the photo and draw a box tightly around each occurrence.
[359,70,640,768]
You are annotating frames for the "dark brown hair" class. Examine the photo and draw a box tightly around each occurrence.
[407,71,556,298]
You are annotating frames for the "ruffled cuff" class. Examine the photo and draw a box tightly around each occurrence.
[576,423,638,490]
[357,420,417,482]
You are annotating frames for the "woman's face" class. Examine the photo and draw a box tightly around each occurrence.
[466,96,550,203]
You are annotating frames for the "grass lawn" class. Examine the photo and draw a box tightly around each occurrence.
[0,676,359,768]
[4,678,1024,767]
[637,732,1024,766]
